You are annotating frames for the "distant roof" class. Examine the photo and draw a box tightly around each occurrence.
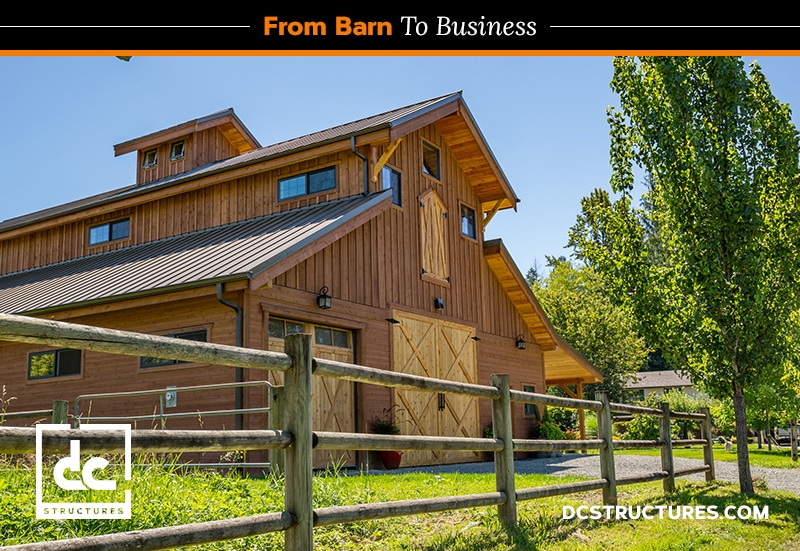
[0,190,391,315]
[627,370,693,390]
[0,92,518,232]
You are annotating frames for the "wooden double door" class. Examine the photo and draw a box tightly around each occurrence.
[267,317,355,468]
[392,311,480,466]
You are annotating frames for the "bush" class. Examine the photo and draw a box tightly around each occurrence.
[622,390,711,441]
[538,420,565,440]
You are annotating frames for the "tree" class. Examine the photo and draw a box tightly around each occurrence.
[569,57,800,494]
[533,258,648,403]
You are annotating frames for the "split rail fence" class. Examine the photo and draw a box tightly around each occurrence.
[0,313,717,551]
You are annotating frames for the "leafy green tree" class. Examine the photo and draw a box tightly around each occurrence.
[570,56,800,494]
[533,258,648,403]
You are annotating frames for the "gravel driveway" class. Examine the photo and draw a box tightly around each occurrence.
[384,453,800,495]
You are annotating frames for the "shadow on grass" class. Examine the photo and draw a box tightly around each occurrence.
[412,480,800,551]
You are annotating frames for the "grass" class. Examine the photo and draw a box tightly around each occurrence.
[617,443,800,470]
[2,453,800,550]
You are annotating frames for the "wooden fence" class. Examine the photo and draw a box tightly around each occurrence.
[0,313,716,551]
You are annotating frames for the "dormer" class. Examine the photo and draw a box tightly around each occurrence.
[113,108,260,186]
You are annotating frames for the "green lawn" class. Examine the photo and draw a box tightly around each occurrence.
[2,454,799,550]
[617,443,800,470]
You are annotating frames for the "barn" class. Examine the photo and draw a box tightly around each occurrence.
[0,92,601,467]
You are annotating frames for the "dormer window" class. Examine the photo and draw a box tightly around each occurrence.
[142,148,158,168]
[89,218,130,246]
[170,141,185,161]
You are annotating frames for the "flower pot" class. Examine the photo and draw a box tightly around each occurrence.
[379,450,403,469]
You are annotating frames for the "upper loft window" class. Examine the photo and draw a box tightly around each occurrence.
[278,166,336,201]
[89,218,130,246]
[142,148,158,168]
[461,204,477,239]
[169,140,185,161]
[422,142,440,180]
[28,349,82,380]
[381,166,402,206]
[140,329,208,368]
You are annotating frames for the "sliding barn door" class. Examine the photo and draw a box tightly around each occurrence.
[392,310,479,466]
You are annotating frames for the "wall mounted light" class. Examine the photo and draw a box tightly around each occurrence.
[515,335,527,350]
[434,297,444,312]
[317,286,332,309]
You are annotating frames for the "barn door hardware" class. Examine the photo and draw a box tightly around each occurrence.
[438,393,445,411]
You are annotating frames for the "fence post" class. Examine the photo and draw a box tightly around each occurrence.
[699,406,715,481]
[283,334,314,551]
[658,401,675,492]
[791,418,798,462]
[270,386,286,475]
[595,390,617,506]
[491,373,517,526]
[51,400,69,424]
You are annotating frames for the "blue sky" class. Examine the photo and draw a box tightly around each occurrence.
[2,55,799,276]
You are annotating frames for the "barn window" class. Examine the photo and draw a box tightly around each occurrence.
[422,142,440,180]
[89,218,130,246]
[460,204,477,239]
[142,148,158,168]
[140,329,208,368]
[278,166,336,201]
[523,384,538,416]
[419,189,449,284]
[28,349,82,379]
[170,140,185,160]
[381,165,402,206]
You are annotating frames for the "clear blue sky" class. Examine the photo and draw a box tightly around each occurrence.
[2,55,799,276]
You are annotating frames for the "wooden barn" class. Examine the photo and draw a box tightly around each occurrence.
[0,92,601,468]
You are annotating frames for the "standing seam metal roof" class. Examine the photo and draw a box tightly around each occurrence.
[0,190,391,315]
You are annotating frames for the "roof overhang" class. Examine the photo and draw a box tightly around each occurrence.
[483,239,603,385]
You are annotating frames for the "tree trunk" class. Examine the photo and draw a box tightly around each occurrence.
[732,381,754,494]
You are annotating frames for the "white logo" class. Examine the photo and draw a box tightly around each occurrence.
[36,424,132,520]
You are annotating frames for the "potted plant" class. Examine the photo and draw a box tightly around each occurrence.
[369,407,403,469]
[531,408,565,458]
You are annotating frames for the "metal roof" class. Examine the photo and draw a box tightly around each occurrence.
[0,93,462,232]
[626,370,693,390]
[0,190,391,315]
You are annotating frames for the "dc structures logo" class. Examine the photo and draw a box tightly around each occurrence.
[36,424,132,519]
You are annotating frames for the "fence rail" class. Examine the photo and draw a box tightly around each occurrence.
[0,313,717,551]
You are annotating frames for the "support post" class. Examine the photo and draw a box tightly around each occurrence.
[595,390,617,505]
[659,401,675,492]
[578,382,586,453]
[699,406,715,481]
[791,418,798,462]
[283,334,314,551]
[491,373,517,526]
[51,400,69,425]
[270,386,285,475]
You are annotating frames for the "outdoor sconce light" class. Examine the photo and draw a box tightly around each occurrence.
[434,297,444,312]
[317,286,332,309]
[515,335,527,350]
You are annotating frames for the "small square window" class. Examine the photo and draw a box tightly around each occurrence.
[170,141,185,161]
[142,148,158,168]
[523,385,538,416]
[422,142,440,180]
[381,166,402,206]
[28,349,81,379]
[461,205,477,239]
